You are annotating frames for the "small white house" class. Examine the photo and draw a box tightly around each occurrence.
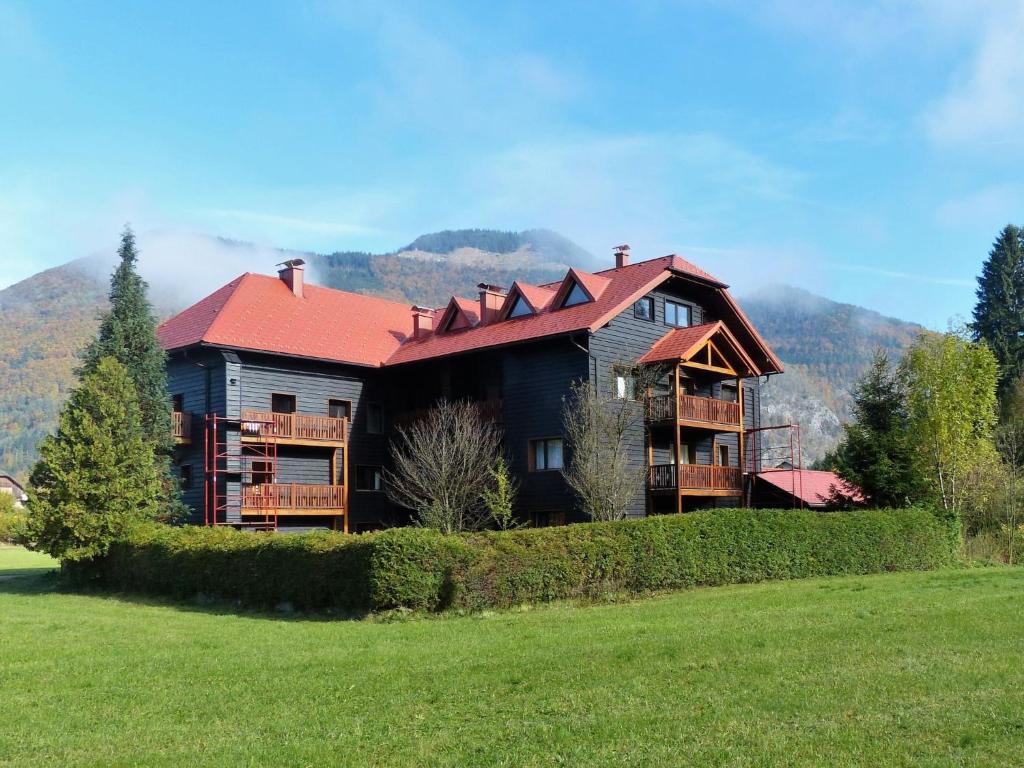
[0,475,27,508]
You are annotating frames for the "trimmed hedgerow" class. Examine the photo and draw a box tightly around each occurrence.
[77,523,375,612]
[77,507,959,613]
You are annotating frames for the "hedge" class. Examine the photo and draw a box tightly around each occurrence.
[76,507,959,614]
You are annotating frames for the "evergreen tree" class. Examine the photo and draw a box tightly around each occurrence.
[81,226,173,452]
[27,357,163,561]
[825,351,929,507]
[972,224,1024,400]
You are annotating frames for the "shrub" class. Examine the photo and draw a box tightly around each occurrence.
[0,506,28,544]
[78,507,959,614]
[81,523,375,612]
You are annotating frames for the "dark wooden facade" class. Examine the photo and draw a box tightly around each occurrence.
[167,268,766,530]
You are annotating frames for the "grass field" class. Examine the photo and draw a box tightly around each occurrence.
[1,547,1022,767]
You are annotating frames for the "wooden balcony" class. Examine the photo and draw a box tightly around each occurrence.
[241,483,345,516]
[172,411,192,444]
[648,464,743,497]
[240,410,348,446]
[645,394,741,432]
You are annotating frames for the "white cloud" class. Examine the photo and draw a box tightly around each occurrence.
[198,208,381,238]
[459,131,807,266]
[925,2,1024,145]
[825,261,974,288]
[935,184,1024,229]
[313,2,581,140]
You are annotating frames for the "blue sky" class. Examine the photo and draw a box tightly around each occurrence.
[2,1,1023,327]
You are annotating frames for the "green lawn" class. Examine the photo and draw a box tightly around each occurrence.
[1,548,1022,767]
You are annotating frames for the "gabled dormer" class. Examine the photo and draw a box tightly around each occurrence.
[550,268,611,310]
[498,281,557,321]
[436,296,480,333]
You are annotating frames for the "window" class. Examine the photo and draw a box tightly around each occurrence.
[720,384,738,403]
[179,464,193,491]
[272,393,296,414]
[508,295,533,318]
[328,399,351,420]
[355,465,383,491]
[562,282,590,307]
[613,367,637,401]
[718,444,730,466]
[250,460,273,485]
[366,403,384,434]
[530,438,564,471]
[532,510,566,528]
[634,297,654,321]
[665,300,691,328]
[680,377,696,396]
[172,394,184,412]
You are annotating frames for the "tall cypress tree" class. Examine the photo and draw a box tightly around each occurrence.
[973,224,1024,399]
[80,226,173,453]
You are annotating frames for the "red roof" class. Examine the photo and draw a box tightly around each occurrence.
[157,273,414,367]
[388,256,681,365]
[638,323,720,364]
[755,470,864,507]
[158,254,782,374]
[506,281,557,315]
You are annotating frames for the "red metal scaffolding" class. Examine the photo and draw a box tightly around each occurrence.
[203,413,279,530]
[742,423,804,508]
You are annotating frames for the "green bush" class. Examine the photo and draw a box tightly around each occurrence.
[78,507,959,614]
[80,523,375,612]
[0,508,28,544]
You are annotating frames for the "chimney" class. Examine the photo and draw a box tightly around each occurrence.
[277,258,306,298]
[411,306,434,339]
[614,244,630,269]
[477,283,506,325]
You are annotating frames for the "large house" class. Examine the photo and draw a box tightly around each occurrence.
[0,474,27,508]
[157,246,784,532]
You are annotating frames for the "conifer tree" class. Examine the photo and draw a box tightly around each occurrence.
[27,357,163,561]
[81,226,173,452]
[973,224,1024,399]
[824,351,929,507]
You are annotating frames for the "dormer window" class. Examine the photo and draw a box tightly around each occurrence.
[508,295,533,318]
[562,281,590,307]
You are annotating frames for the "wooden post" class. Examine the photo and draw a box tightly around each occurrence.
[674,364,683,515]
[738,377,746,506]
[342,446,349,534]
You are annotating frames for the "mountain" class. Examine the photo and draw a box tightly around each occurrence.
[742,285,924,463]
[0,229,922,480]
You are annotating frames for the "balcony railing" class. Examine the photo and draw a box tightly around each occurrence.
[172,411,192,443]
[646,393,740,428]
[241,483,345,513]
[648,464,743,492]
[240,410,348,443]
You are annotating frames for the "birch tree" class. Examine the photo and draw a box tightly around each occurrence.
[901,331,999,518]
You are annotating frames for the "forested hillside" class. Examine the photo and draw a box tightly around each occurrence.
[0,261,107,479]
[744,285,923,462]
[0,230,922,479]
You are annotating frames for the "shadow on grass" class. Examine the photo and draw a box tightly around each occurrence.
[0,569,373,623]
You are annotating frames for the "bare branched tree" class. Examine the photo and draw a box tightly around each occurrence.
[562,363,663,522]
[384,400,503,534]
